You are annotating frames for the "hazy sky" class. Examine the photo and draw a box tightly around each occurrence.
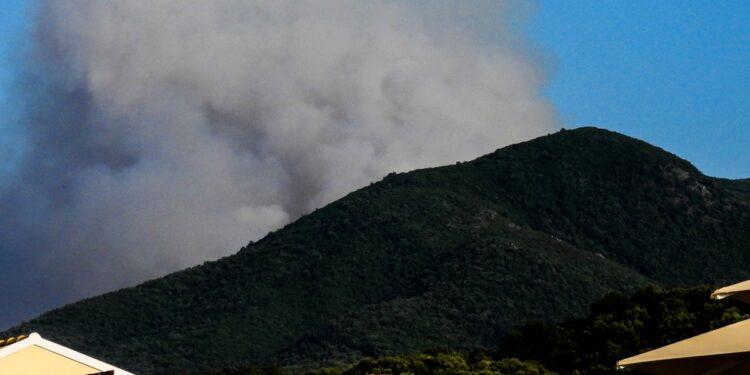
[2,1,749,181]
[0,0,26,184]
[1,0,554,328]
[0,1,747,329]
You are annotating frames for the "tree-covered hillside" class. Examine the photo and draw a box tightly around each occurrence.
[461,128,750,283]
[4,128,749,374]
[208,286,750,375]
[496,286,750,375]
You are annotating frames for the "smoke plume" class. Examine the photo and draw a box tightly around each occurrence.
[0,0,555,328]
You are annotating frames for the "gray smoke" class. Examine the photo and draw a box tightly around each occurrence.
[0,0,555,328]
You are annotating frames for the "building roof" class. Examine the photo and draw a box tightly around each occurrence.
[618,278,750,374]
[0,332,134,375]
[711,279,750,304]
[0,334,28,348]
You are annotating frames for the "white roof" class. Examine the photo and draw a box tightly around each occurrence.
[0,332,135,375]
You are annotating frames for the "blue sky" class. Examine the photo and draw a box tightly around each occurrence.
[0,2,24,91]
[0,0,748,179]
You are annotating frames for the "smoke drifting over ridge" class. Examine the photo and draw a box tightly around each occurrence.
[0,0,554,328]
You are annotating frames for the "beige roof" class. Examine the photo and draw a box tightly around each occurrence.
[711,279,750,304]
[617,317,750,374]
[0,332,134,375]
[617,279,750,374]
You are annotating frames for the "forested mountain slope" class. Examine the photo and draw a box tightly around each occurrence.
[5,128,749,374]
[457,128,750,283]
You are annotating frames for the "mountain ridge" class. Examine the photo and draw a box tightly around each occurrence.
[5,127,749,374]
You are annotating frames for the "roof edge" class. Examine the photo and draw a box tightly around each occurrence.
[0,332,135,375]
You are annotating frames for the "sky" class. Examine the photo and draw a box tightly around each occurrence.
[0,0,26,184]
[0,1,747,328]
[2,1,748,181]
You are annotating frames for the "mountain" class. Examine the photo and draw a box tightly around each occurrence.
[5,128,749,374]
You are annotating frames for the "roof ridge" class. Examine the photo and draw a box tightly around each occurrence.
[0,334,28,348]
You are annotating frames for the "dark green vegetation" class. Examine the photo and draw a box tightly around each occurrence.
[207,352,552,375]
[335,353,552,375]
[474,128,750,283]
[4,128,749,374]
[497,286,750,375]
[210,286,749,375]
